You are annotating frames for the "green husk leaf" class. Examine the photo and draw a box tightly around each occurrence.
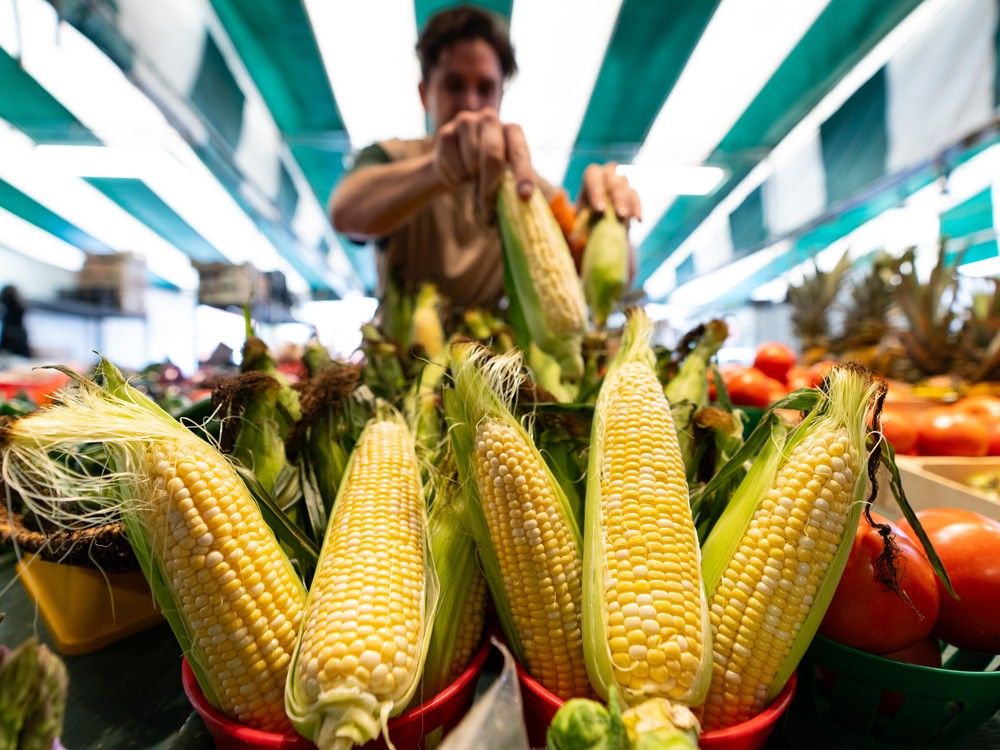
[582,207,629,329]
[878,440,955,597]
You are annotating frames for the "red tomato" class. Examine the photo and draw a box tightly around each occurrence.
[820,514,939,654]
[753,343,797,384]
[785,366,815,391]
[929,522,1000,653]
[955,395,1000,420]
[916,409,989,457]
[896,507,1000,541]
[880,408,918,455]
[726,368,785,408]
[985,419,1000,456]
[878,636,944,715]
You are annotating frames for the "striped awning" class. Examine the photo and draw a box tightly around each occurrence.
[1,0,998,302]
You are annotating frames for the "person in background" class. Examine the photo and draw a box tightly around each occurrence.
[330,5,641,313]
[0,285,31,358]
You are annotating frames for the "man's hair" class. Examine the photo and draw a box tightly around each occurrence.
[416,5,517,82]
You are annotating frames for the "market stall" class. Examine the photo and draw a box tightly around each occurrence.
[2,0,1000,748]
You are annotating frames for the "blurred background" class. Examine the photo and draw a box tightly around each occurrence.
[0,0,997,377]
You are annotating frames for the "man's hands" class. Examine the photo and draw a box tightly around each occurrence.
[431,110,642,226]
[580,162,642,224]
[431,108,534,206]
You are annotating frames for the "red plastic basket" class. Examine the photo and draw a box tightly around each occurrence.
[181,639,490,750]
[516,663,796,750]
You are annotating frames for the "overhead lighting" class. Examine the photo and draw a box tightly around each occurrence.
[0,121,198,288]
[304,0,424,147]
[668,240,792,308]
[503,0,623,184]
[617,164,726,199]
[31,144,182,179]
[631,0,830,246]
[0,206,87,271]
[10,0,313,292]
[643,0,953,292]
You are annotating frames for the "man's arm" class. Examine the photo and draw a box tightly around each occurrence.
[330,151,445,242]
[331,109,537,243]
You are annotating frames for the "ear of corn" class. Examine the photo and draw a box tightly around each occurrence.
[581,206,629,329]
[285,406,436,750]
[699,366,881,730]
[0,361,306,732]
[419,459,487,697]
[497,170,587,378]
[410,283,446,358]
[445,342,590,699]
[583,309,712,707]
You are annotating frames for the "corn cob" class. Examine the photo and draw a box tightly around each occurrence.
[410,283,446,357]
[285,407,435,750]
[581,206,629,329]
[419,465,488,696]
[445,342,590,699]
[583,309,712,706]
[497,170,587,378]
[699,365,881,730]
[0,361,306,732]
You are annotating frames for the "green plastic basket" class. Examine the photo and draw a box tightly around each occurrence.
[798,635,1000,748]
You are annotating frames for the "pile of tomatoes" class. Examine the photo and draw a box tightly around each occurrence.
[882,396,1000,457]
[711,342,835,408]
[820,507,1000,666]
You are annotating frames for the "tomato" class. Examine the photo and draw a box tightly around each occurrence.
[785,366,815,391]
[726,368,785,408]
[955,395,1000,420]
[916,408,989,457]
[928,522,1000,653]
[985,419,1000,456]
[878,636,944,715]
[895,507,1000,541]
[819,514,939,654]
[753,343,797,384]
[879,408,918,455]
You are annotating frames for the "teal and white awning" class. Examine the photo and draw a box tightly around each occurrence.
[0,0,997,302]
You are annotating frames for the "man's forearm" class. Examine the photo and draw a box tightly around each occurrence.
[330,153,444,240]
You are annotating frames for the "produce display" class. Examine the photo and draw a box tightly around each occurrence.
[1,170,997,750]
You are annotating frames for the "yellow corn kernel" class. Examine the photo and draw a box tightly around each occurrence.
[447,570,487,684]
[701,428,856,731]
[473,418,590,699]
[145,437,306,732]
[599,362,707,701]
[286,414,429,748]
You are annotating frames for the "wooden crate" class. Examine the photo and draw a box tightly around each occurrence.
[873,455,1000,522]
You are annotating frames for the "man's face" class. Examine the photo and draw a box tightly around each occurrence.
[419,39,504,131]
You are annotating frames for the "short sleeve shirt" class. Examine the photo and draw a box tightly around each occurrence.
[349,137,506,309]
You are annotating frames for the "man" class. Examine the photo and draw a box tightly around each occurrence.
[331,5,641,309]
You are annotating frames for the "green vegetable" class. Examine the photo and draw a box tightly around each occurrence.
[0,639,68,750]
[582,206,629,329]
[547,687,626,750]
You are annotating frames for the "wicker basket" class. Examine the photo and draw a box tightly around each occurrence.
[0,503,137,573]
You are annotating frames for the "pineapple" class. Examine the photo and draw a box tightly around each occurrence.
[788,251,851,364]
[892,243,963,382]
[835,253,896,373]
[958,279,1000,383]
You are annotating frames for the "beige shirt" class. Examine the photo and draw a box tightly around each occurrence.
[377,137,505,309]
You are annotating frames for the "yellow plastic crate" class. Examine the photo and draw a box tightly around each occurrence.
[16,554,162,655]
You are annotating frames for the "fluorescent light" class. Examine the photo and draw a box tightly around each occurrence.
[617,164,725,198]
[750,277,789,303]
[630,0,829,246]
[0,206,87,271]
[0,0,19,55]
[503,0,623,184]
[960,254,1000,277]
[644,0,953,289]
[31,144,183,178]
[12,0,312,292]
[0,121,198,288]
[305,0,424,147]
